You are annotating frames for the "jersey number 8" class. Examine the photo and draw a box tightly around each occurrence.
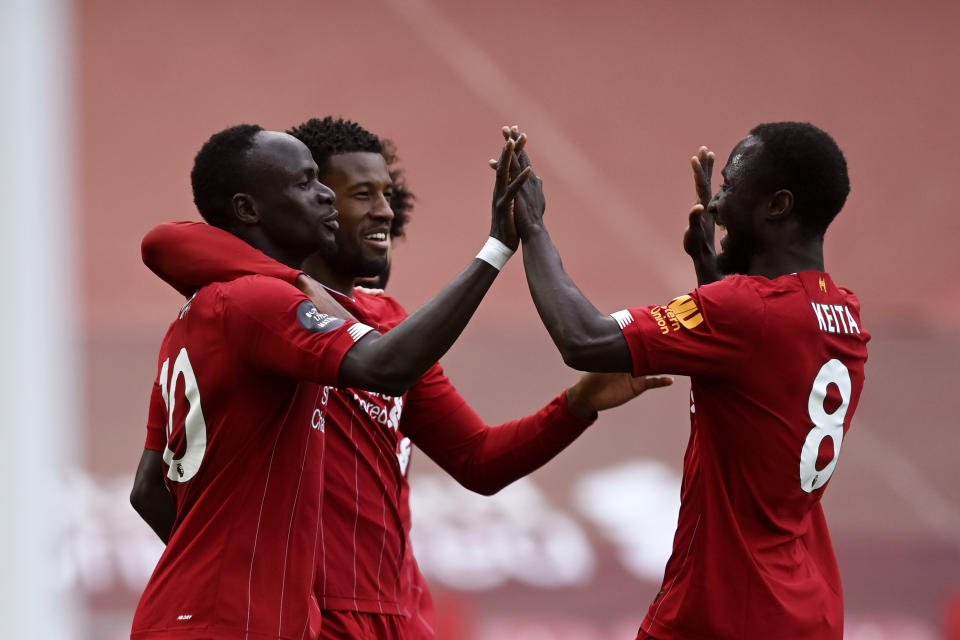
[799,359,851,493]
[159,347,207,483]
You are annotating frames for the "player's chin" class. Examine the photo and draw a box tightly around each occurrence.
[316,234,339,257]
[357,255,389,278]
[716,250,748,276]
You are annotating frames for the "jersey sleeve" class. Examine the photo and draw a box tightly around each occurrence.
[142,221,302,297]
[144,378,167,452]
[400,367,594,495]
[219,275,374,386]
[613,278,764,378]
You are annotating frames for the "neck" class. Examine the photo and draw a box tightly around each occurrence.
[301,252,355,298]
[234,226,306,269]
[749,238,825,279]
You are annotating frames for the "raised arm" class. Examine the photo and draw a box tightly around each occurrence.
[338,139,532,395]
[497,132,631,373]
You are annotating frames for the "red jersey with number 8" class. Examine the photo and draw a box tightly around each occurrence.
[132,275,372,640]
[612,272,868,640]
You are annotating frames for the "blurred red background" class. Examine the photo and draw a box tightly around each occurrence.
[74,1,960,638]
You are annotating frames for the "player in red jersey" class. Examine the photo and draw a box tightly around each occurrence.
[130,123,538,639]
[136,118,672,639]
[504,122,869,640]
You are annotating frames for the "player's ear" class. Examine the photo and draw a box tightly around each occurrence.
[232,193,260,225]
[767,189,794,220]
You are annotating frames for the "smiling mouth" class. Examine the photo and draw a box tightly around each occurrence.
[363,231,390,248]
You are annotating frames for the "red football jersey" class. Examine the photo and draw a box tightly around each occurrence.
[141,222,597,635]
[132,275,372,640]
[319,290,594,629]
[611,272,869,640]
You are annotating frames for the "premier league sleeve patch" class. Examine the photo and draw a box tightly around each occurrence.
[297,300,347,333]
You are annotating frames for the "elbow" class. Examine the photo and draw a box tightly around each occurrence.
[361,360,418,396]
[457,477,506,497]
[342,362,417,397]
[557,335,603,372]
[554,320,624,372]
[560,346,592,371]
[130,483,150,517]
[340,338,424,396]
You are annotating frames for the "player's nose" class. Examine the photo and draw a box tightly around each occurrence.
[371,193,394,221]
[317,182,335,205]
[707,192,720,213]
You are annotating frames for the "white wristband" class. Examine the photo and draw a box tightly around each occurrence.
[475,237,515,271]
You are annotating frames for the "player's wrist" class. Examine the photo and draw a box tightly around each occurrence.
[476,236,515,271]
[564,385,598,420]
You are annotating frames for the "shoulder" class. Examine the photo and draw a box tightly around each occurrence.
[837,285,862,309]
[692,275,766,321]
[216,274,306,307]
[353,291,409,325]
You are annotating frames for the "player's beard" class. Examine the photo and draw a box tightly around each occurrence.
[716,227,755,276]
[356,261,391,290]
[332,244,389,283]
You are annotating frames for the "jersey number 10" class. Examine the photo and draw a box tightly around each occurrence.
[159,347,208,483]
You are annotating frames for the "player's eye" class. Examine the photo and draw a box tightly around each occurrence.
[353,191,370,199]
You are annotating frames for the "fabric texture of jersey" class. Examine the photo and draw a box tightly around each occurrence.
[140,221,598,635]
[318,289,596,628]
[614,272,869,640]
[133,275,368,640]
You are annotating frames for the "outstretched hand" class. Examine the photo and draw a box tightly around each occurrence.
[565,371,674,419]
[491,136,532,250]
[684,146,722,286]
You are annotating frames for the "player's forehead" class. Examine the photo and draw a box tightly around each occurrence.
[326,151,391,187]
[722,135,763,182]
[249,131,318,177]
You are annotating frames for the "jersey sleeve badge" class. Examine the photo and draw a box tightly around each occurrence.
[297,300,347,333]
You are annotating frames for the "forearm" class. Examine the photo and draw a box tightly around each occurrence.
[521,224,632,372]
[339,258,500,395]
[133,489,175,544]
[413,392,592,496]
[142,222,300,296]
[130,449,175,544]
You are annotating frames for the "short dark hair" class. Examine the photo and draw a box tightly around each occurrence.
[287,117,414,239]
[190,124,264,229]
[748,121,850,237]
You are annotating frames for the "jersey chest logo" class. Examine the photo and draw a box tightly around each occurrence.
[349,390,405,435]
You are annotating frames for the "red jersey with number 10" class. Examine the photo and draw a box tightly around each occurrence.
[613,272,869,640]
[132,275,372,640]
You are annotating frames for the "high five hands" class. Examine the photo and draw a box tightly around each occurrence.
[490,132,533,251]
[489,126,545,241]
[489,125,673,413]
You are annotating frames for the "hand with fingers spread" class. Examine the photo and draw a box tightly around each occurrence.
[565,372,674,419]
[684,145,722,286]
[491,136,532,250]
